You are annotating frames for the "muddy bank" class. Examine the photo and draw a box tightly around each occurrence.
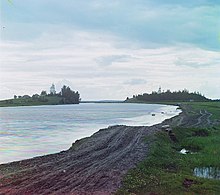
[0,104,214,195]
[0,125,162,195]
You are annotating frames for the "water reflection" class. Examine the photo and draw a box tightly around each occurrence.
[194,167,220,179]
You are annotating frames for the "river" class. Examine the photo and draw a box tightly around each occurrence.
[0,103,180,164]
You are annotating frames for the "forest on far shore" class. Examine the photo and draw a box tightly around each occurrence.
[0,85,80,107]
[126,89,211,102]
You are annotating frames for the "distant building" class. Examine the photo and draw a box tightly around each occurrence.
[50,84,56,95]
[158,86,162,94]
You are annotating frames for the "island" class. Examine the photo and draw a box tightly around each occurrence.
[0,85,80,107]
[125,88,210,103]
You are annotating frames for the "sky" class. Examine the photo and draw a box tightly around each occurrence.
[0,0,220,100]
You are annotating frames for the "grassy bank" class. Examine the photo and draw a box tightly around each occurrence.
[116,102,220,195]
[0,96,63,107]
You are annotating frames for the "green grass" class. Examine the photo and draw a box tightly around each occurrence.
[0,96,63,107]
[116,102,220,195]
[189,102,220,120]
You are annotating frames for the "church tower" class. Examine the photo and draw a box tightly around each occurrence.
[158,86,162,94]
[50,83,56,95]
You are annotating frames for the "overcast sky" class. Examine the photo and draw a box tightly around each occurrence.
[0,0,220,100]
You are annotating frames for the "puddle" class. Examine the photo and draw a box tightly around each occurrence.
[194,167,220,179]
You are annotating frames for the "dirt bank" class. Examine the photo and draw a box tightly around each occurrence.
[0,104,214,195]
[0,125,162,195]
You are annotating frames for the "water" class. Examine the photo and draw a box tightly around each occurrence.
[194,167,220,180]
[0,103,180,164]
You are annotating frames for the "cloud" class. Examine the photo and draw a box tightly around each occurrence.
[124,79,147,85]
[96,55,133,66]
[175,58,220,68]
[2,0,220,50]
[175,47,220,68]
[1,28,220,100]
[1,1,220,100]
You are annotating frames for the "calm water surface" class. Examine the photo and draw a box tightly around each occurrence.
[0,103,180,164]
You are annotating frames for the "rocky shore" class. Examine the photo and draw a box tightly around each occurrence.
[0,104,214,195]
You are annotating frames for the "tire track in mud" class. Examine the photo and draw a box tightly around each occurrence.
[192,109,213,127]
[0,125,161,195]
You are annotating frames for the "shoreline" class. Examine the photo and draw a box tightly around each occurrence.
[0,103,213,195]
[0,103,179,164]
[0,124,164,195]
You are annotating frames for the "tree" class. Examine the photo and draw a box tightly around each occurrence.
[60,85,80,104]
[40,90,47,96]
[128,89,209,102]
[32,94,40,100]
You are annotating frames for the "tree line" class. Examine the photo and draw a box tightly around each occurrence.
[126,89,209,102]
[59,85,80,104]
[12,85,80,104]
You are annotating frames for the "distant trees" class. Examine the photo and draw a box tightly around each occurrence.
[40,90,47,96]
[9,85,80,105]
[32,94,40,99]
[5,99,13,104]
[127,89,209,102]
[60,85,80,104]
[32,94,48,102]
[22,95,31,99]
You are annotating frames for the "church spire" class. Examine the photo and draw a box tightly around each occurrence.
[158,86,161,94]
[50,83,56,95]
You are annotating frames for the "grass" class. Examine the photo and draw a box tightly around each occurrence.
[189,102,220,120]
[0,96,63,107]
[116,102,220,195]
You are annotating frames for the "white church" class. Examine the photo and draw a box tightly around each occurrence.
[50,84,56,95]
